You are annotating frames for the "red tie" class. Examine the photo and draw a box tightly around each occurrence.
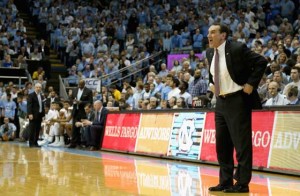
[214,49,220,96]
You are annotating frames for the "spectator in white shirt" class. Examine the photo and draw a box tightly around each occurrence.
[265,81,289,106]
[168,77,180,100]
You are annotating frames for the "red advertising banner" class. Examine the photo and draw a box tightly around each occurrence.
[200,112,217,162]
[200,111,275,168]
[102,113,140,152]
[252,111,274,168]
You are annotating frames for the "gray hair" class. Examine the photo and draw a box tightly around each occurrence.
[94,100,102,105]
[35,83,42,88]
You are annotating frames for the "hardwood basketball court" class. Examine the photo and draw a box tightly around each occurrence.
[0,142,299,195]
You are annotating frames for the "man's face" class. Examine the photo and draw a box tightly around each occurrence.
[50,91,56,98]
[126,88,133,95]
[51,103,57,110]
[63,102,70,109]
[93,102,102,111]
[268,82,279,97]
[273,72,282,83]
[84,106,91,114]
[78,80,85,89]
[208,25,226,48]
[270,64,279,73]
[150,99,157,108]
[144,85,150,92]
[165,77,172,86]
[35,85,42,93]
[290,69,299,81]
[194,70,201,79]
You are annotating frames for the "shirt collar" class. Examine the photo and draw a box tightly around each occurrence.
[217,41,226,55]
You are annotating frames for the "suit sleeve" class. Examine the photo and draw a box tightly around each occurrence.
[92,108,108,127]
[81,89,93,106]
[242,44,268,88]
[27,93,33,116]
[206,48,214,85]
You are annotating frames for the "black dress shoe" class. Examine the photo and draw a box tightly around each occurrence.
[29,144,41,148]
[68,144,77,148]
[223,183,249,193]
[89,146,99,151]
[209,184,232,192]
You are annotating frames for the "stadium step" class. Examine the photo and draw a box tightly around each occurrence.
[16,5,67,92]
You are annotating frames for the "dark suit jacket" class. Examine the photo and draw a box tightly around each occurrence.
[206,41,268,109]
[38,45,50,57]
[92,107,108,129]
[70,87,93,118]
[18,51,30,59]
[27,92,45,120]
[44,97,60,108]
[86,111,95,121]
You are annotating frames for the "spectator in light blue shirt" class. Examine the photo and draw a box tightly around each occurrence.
[193,29,203,53]
[67,71,78,87]
[161,74,173,100]
[81,36,95,57]
[160,19,172,34]
[125,86,135,108]
[171,30,183,51]
[0,117,17,141]
[1,94,16,121]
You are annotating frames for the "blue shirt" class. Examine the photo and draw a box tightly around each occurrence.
[188,78,208,97]
[2,61,13,68]
[193,33,203,48]
[68,74,78,85]
[171,35,183,49]
[161,86,172,100]
[2,100,16,118]
[19,100,27,114]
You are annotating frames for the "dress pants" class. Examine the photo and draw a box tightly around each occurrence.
[71,109,86,146]
[28,115,43,145]
[215,91,252,186]
[86,125,103,148]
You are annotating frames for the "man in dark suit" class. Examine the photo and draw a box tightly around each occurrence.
[82,100,108,151]
[74,103,94,147]
[44,90,60,108]
[27,83,45,147]
[206,24,267,193]
[69,79,93,148]
[38,39,50,59]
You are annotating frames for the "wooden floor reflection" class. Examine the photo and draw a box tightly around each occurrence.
[0,142,300,196]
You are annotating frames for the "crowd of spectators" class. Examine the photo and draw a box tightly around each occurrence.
[28,0,299,109]
[0,0,51,70]
[1,0,300,145]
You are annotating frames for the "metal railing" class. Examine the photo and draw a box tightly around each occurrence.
[59,75,69,100]
[59,51,164,97]
[103,51,163,86]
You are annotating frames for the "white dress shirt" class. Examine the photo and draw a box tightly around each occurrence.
[210,41,243,95]
[265,94,290,106]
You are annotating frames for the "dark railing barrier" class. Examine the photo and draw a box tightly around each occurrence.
[0,67,28,87]
[26,59,51,80]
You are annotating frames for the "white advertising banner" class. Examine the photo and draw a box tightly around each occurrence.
[83,78,101,92]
